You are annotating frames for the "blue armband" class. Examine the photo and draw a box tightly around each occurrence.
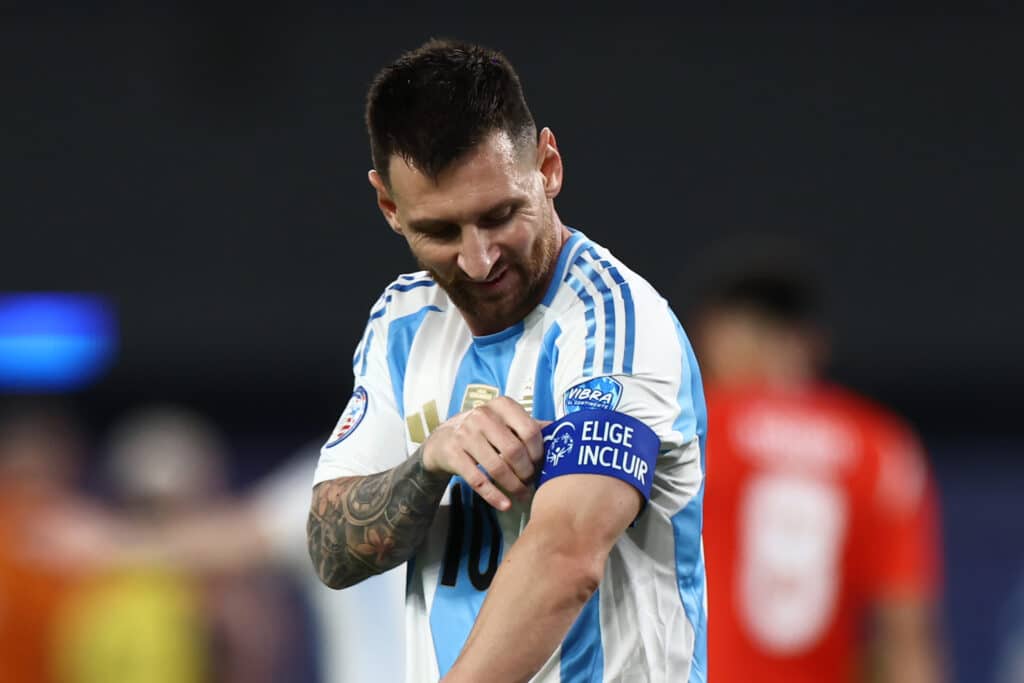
[537,409,659,501]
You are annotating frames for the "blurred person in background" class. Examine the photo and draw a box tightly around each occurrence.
[686,252,946,683]
[103,441,406,683]
[0,400,98,683]
[51,406,300,683]
[239,445,406,683]
[33,431,403,682]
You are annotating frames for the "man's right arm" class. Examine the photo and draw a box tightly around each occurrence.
[307,447,451,589]
[309,394,544,589]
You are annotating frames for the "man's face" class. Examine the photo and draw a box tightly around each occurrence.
[372,130,564,335]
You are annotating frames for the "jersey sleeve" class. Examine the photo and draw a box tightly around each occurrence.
[550,276,704,451]
[865,416,942,599]
[313,294,409,484]
[543,254,706,513]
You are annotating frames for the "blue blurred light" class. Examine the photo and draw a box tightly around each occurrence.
[0,294,117,391]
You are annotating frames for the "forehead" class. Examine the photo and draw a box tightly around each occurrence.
[388,131,532,221]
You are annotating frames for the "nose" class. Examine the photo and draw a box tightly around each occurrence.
[457,226,500,281]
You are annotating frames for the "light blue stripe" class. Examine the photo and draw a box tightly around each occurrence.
[445,324,524,420]
[389,279,437,293]
[359,328,375,377]
[668,312,705,447]
[542,230,588,307]
[369,294,392,321]
[573,257,617,375]
[587,250,636,375]
[532,322,561,421]
[430,480,504,677]
[619,284,636,374]
[470,321,525,348]
[385,305,441,417]
[565,274,597,377]
[669,312,708,683]
[673,489,707,683]
[430,325,525,677]
[352,318,374,371]
[560,590,604,682]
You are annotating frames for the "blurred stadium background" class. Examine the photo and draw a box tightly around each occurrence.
[2,2,1021,682]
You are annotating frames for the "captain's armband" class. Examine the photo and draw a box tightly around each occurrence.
[537,409,659,501]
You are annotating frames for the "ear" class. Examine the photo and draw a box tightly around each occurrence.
[535,127,563,199]
[368,169,402,234]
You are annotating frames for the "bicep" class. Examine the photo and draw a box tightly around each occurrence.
[529,473,642,552]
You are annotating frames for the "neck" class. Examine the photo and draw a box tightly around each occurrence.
[530,215,571,304]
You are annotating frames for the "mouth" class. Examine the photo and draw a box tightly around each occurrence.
[472,266,510,292]
[481,266,509,288]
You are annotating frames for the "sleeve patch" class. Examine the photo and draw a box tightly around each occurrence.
[325,386,369,448]
[563,376,623,413]
[538,409,659,500]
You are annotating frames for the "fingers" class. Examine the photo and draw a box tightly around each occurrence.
[452,449,512,511]
[424,396,546,511]
[476,415,533,485]
[459,426,529,501]
[484,397,545,468]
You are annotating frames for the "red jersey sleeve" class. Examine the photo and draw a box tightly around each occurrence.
[866,416,943,600]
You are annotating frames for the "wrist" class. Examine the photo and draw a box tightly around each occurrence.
[416,445,451,481]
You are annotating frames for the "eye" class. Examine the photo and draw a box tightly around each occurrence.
[427,229,460,243]
[479,204,516,228]
[414,222,460,242]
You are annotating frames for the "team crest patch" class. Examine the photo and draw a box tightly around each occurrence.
[326,386,368,448]
[461,384,499,411]
[563,376,623,414]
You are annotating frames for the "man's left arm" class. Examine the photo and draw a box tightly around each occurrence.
[866,419,947,683]
[443,472,640,683]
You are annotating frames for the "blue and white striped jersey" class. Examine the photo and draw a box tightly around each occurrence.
[314,229,707,683]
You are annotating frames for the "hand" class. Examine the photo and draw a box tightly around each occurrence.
[421,396,545,511]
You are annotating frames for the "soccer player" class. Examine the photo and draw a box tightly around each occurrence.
[307,40,707,682]
[691,263,945,683]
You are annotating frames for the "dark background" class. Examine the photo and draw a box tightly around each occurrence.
[2,3,1022,681]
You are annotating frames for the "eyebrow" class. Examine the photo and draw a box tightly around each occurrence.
[406,198,524,234]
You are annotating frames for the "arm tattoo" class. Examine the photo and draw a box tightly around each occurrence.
[307,448,451,589]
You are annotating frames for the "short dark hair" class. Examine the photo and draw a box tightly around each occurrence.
[365,39,537,186]
[702,268,821,327]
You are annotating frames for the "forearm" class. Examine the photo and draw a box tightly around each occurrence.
[444,526,603,683]
[872,600,946,683]
[307,447,451,589]
[131,505,272,573]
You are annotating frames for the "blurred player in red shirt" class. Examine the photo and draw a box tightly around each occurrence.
[693,262,945,683]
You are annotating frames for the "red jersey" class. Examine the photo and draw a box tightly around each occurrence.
[703,383,941,683]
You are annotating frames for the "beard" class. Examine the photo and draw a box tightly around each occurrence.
[420,214,561,333]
